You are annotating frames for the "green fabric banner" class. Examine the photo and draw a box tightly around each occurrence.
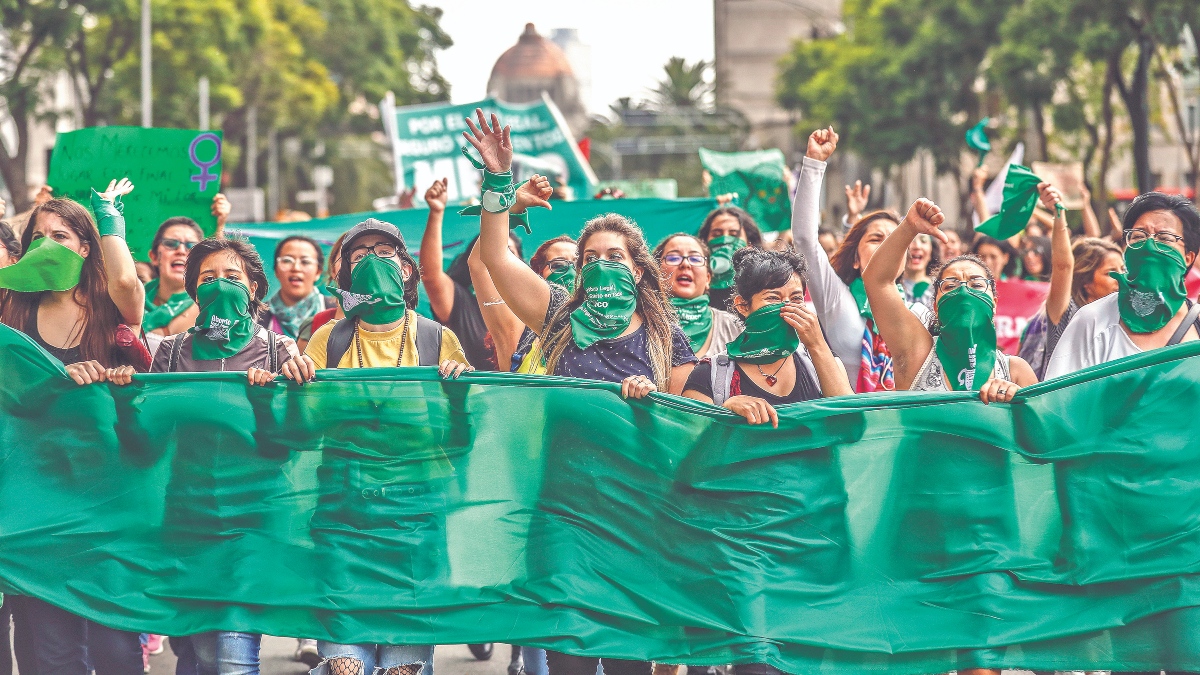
[698,148,791,232]
[46,126,224,260]
[3,321,1200,674]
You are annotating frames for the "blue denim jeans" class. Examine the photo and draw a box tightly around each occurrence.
[190,632,261,675]
[519,647,547,675]
[314,642,434,675]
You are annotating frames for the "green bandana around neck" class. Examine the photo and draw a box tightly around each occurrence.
[546,265,578,294]
[0,237,84,292]
[671,294,714,353]
[724,302,799,365]
[849,277,872,320]
[143,278,195,332]
[189,278,256,360]
[569,259,638,349]
[1113,239,1189,334]
[707,235,746,290]
[935,286,997,391]
[327,253,407,325]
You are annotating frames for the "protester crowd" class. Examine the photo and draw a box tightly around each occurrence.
[0,109,1198,675]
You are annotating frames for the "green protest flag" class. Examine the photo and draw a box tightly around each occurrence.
[698,147,791,231]
[965,118,991,167]
[46,126,223,260]
[976,164,1042,239]
[5,318,1200,673]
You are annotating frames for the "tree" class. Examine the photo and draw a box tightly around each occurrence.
[652,57,711,111]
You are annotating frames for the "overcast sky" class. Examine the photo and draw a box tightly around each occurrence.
[429,1,715,115]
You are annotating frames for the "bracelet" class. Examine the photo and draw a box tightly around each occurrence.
[482,300,506,307]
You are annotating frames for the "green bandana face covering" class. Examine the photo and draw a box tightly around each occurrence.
[546,265,578,294]
[1112,240,1189,334]
[0,237,85,292]
[707,235,746,290]
[327,253,407,325]
[725,302,800,364]
[935,286,997,391]
[569,259,639,349]
[143,278,196,332]
[671,294,714,353]
[189,279,256,360]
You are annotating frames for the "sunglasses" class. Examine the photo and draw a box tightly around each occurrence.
[161,238,198,251]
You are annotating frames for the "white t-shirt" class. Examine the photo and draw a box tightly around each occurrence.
[1044,294,1140,379]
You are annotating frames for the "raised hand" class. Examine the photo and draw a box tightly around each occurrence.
[902,198,948,244]
[34,185,53,205]
[971,167,988,192]
[211,193,231,221]
[806,126,838,162]
[463,108,512,174]
[424,178,449,214]
[512,174,553,214]
[1037,181,1063,212]
[98,178,134,202]
[844,180,870,223]
[398,186,417,209]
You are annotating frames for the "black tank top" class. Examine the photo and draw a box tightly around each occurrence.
[24,315,84,365]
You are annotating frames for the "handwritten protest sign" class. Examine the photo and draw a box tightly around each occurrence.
[47,126,223,260]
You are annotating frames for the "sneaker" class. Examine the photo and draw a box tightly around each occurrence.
[296,639,321,668]
[147,635,165,656]
[142,642,151,673]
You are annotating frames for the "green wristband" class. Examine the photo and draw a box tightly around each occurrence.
[90,188,126,239]
[457,204,532,234]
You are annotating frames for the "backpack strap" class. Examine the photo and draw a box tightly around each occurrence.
[709,353,737,406]
[266,329,279,373]
[796,347,822,396]
[325,318,358,369]
[1168,300,1200,347]
[167,333,187,373]
[414,315,444,367]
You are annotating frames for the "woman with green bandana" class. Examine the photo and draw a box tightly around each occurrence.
[682,246,852,427]
[697,205,763,311]
[1046,192,1200,379]
[141,216,204,354]
[469,108,697,403]
[863,198,1038,403]
[259,235,335,340]
[304,218,472,377]
[653,233,741,358]
[0,180,147,675]
[468,181,567,374]
[792,126,931,393]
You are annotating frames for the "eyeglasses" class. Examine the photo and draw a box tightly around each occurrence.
[277,255,319,269]
[1125,228,1185,248]
[161,238,197,251]
[935,276,992,292]
[546,258,575,271]
[346,243,398,264]
[661,253,707,267]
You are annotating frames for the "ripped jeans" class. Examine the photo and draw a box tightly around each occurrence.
[313,643,434,675]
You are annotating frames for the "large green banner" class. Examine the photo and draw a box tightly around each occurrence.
[2,321,1200,674]
[382,94,597,205]
[47,126,224,260]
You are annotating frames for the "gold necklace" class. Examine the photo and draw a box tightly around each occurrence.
[355,313,410,368]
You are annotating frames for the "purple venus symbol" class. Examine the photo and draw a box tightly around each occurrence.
[189,133,222,191]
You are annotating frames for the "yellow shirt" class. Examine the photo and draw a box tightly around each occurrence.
[304,310,469,369]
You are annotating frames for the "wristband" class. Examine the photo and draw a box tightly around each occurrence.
[458,146,532,233]
[458,204,532,234]
[90,188,126,239]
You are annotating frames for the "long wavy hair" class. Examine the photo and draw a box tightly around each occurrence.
[829,210,901,285]
[540,214,676,388]
[0,198,126,365]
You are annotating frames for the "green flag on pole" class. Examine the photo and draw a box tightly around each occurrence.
[965,118,991,167]
[977,164,1042,239]
[699,147,791,231]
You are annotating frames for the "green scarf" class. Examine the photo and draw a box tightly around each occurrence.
[0,238,84,292]
[725,302,799,365]
[143,278,195,332]
[911,281,930,302]
[569,260,638,349]
[1112,240,1189,334]
[849,277,873,321]
[707,235,746,290]
[327,254,407,325]
[935,286,997,391]
[977,164,1042,240]
[671,295,714,353]
[546,265,578,294]
[189,279,256,361]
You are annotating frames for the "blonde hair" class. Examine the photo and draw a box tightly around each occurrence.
[540,214,675,389]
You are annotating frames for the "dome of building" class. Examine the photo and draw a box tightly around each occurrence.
[489,23,576,82]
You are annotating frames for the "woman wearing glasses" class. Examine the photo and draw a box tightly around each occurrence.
[863,198,1037,402]
[259,235,335,339]
[653,234,742,358]
[141,217,204,354]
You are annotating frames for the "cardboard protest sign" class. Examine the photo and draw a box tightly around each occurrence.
[1031,161,1086,210]
[47,126,223,260]
[380,93,596,206]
